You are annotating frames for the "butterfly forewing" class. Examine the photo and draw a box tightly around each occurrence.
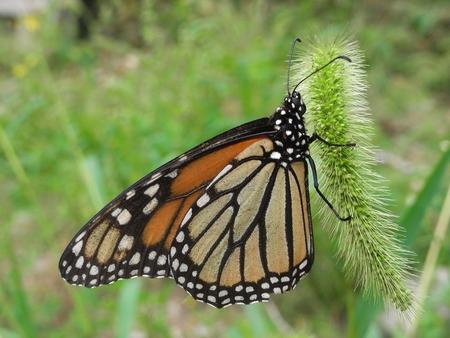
[59,119,273,287]
[169,138,314,308]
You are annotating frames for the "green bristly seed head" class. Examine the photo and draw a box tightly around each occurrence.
[292,36,416,314]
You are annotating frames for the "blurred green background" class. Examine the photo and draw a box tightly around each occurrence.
[0,1,449,337]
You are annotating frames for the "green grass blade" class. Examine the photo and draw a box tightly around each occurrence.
[115,279,142,338]
[401,148,450,246]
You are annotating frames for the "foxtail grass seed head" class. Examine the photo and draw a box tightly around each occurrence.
[292,36,415,314]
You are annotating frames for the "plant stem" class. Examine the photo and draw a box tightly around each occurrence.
[408,183,450,336]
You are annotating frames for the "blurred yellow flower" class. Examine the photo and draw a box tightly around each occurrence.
[12,63,28,78]
[22,15,40,32]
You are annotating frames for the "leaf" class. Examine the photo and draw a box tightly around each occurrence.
[401,148,450,246]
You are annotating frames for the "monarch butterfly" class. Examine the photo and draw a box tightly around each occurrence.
[59,38,354,308]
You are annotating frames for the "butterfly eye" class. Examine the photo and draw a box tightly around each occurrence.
[291,93,301,107]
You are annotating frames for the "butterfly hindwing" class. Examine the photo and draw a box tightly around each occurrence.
[59,119,274,287]
[170,138,314,308]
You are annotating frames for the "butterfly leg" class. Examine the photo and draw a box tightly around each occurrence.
[309,132,356,148]
[306,155,352,221]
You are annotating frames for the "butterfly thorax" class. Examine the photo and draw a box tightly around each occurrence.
[270,90,309,163]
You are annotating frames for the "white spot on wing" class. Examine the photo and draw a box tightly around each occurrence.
[179,263,188,272]
[299,259,308,270]
[118,235,134,251]
[175,231,185,243]
[181,243,189,254]
[145,172,161,185]
[117,209,132,225]
[130,252,141,265]
[148,251,157,260]
[207,164,233,189]
[157,255,166,265]
[144,184,159,198]
[75,231,86,242]
[72,241,83,256]
[143,199,158,215]
[171,258,179,271]
[181,209,192,226]
[75,256,84,269]
[270,152,281,160]
[165,169,178,178]
[126,190,135,200]
[111,208,122,217]
[197,194,210,207]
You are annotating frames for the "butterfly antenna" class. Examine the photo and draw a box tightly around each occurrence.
[287,37,302,95]
[292,55,352,93]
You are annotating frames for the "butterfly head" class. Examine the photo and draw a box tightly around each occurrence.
[284,91,306,116]
[283,90,306,116]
